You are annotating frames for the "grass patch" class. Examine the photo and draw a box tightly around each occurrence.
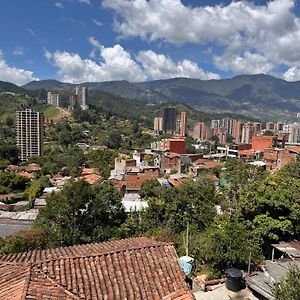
[44,106,60,119]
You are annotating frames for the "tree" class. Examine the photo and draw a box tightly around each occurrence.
[85,183,126,241]
[222,159,263,206]
[35,180,126,247]
[25,176,50,207]
[238,161,300,249]
[132,121,140,134]
[107,131,121,149]
[0,144,19,164]
[85,148,118,178]
[139,179,163,199]
[264,130,274,136]
[143,179,217,233]
[197,218,263,278]
[274,266,300,300]
[0,173,29,193]
[0,229,47,254]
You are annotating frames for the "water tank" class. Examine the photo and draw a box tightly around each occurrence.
[225,268,244,291]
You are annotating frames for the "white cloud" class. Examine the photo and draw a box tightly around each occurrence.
[78,0,91,4]
[214,51,274,75]
[102,0,300,76]
[45,38,219,82]
[283,67,300,81]
[55,2,64,9]
[12,47,24,56]
[0,50,38,85]
[45,40,146,83]
[92,19,103,27]
[27,28,35,36]
[137,50,220,80]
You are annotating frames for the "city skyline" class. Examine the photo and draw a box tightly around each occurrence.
[2,1,300,85]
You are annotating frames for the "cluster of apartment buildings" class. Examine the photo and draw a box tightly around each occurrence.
[47,85,89,110]
[68,85,89,110]
[47,91,60,107]
[192,117,300,145]
[154,107,187,137]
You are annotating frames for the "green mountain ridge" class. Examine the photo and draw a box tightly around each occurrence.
[21,74,300,120]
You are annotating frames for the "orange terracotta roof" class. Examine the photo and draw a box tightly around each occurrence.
[16,172,34,180]
[193,159,220,169]
[81,167,98,176]
[125,174,159,190]
[238,149,256,156]
[0,237,193,299]
[80,174,104,185]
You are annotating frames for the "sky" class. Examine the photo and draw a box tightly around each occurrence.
[2,0,300,85]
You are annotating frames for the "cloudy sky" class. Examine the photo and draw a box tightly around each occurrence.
[2,0,300,85]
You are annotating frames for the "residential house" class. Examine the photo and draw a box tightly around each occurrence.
[189,159,220,177]
[0,237,194,299]
[247,241,300,300]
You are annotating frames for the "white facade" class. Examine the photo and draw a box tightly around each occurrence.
[16,109,44,161]
[75,86,89,110]
[47,92,60,107]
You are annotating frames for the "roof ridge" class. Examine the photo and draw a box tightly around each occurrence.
[21,264,32,300]
[37,266,81,300]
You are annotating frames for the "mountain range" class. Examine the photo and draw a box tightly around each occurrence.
[21,74,300,121]
[0,74,296,121]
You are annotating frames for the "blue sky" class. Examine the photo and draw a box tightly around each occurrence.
[1,0,300,85]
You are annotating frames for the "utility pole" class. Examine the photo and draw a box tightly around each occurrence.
[185,222,189,256]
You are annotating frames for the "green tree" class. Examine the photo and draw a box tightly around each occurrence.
[264,130,274,136]
[107,131,121,149]
[139,179,163,199]
[35,180,126,247]
[0,173,29,193]
[274,266,300,300]
[85,148,118,178]
[0,229,47,254]
[0,143,19,163]
[198,218,263,278]
[25,176,50,207]
[144,179,217,233]
[238,161,300,248]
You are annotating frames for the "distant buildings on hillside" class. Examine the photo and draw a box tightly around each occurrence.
[154,107,187,137]
[190,117,300,145]
[46,86,89,110]
[69,85,89,110]
[47,92,60,107]
[16,109,44,161]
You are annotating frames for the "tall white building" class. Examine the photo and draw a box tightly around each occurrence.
[241,123,254,144]
[288,123,300,143]
[47,92,60,107]
[75,86,88,110]
[16,109,44,161]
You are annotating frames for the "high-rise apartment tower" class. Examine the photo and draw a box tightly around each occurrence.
[16,109,44,161]
[163,107,177,132]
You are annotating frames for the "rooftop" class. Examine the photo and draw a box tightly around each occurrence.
[193,159,220,169]
[0,237,194,299]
